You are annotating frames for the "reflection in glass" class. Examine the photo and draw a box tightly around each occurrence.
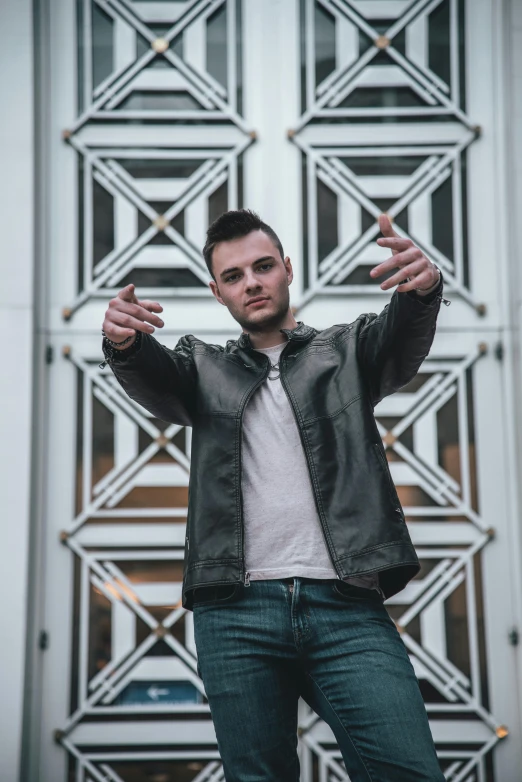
[207,5,227,89]
[92,3,113,90]
[376,366,478,517]
[76,366,191,517]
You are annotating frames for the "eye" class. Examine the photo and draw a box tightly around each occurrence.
[258,263,274,272]
[225,273,240,283]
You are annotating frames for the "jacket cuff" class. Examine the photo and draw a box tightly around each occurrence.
[102,331,142,365]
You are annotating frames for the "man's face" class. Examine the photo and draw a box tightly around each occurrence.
[209,230,293,332]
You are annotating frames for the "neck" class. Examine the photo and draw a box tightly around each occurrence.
[242,309,298,349]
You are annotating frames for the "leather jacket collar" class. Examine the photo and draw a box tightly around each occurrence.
[237,321,315,350]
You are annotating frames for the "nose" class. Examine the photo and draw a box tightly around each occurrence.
[244,271,262,294]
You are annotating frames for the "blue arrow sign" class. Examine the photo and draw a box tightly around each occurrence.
[116,681,201,706]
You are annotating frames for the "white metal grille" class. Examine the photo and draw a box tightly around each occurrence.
[63,0,254,318]
[296,340,502,781]
[37,1,516,780]
[292,0,482,312]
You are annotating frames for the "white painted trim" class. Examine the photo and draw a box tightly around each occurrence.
[464,2,522,777]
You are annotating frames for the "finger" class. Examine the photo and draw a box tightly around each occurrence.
[396,271,433,293]
[137,299,164,314]
[111,312,158,334]
[370,246,421,279]
[380,259,426,291]
[376,237,413,251]
[125,302,164,328]
[103,323,136,340]
[136,304,164,327]
[378,213,398,239]
[112,300,164,328]
[117,283,138,304]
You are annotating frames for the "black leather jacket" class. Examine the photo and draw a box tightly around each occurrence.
[102,281,445,609]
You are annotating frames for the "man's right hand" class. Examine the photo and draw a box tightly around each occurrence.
[102,284,164,349]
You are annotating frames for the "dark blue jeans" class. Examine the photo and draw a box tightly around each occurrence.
[192,577,444,782]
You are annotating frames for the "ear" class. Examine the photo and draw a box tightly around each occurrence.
[209,279,226,306]
[284,256,294,286]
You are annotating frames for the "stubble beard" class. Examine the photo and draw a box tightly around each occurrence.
[229,288,290,334]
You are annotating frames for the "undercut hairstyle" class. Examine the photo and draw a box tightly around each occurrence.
[203,209,284,277]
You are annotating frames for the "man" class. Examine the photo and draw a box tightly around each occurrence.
[101,210,447,781]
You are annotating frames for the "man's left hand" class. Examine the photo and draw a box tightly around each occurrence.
[370,214,440,296]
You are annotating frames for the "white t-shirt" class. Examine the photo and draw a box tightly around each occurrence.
[242,342,380,591]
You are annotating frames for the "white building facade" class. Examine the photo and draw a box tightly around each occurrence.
[2,0,522,780]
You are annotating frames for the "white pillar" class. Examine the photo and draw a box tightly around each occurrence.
[479,2,522,777]
[0,0,35,779]
[501,1,522,768]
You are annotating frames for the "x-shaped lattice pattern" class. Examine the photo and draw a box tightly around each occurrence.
[63,134,253,317]
[294,346,504,780]
[57,343,505,781]
[68,353,190,532]
[59,746,224,782]
[57,352,221,779]
[74,0,247,132]
[63,0,254,318]
[54,1,505,779]
[291,0,482,314]
[297,0,472,128]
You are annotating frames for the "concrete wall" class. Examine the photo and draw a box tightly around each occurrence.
[0,1,35,779]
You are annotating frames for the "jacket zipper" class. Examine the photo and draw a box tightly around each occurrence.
[278,346,345,581]
[238,358,270,586]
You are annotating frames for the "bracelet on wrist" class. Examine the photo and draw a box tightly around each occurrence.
[102,329,135,348]
[100,330,141,370]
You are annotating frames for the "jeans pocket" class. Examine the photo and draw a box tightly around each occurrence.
[192,582,242,608]
[332,581,383,603]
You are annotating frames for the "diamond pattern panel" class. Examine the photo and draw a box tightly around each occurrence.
[63,0,253,317]
[49,1,508,779]
[56,342,505,781]
[292,0,483,313]
[296,345,503,780]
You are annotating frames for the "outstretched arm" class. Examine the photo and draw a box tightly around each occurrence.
[357,215,445,406]
[101,284,197,426]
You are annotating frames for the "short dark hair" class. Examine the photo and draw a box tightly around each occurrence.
[203,209,284,277]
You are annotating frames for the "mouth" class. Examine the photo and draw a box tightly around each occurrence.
[246,297,270,308]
